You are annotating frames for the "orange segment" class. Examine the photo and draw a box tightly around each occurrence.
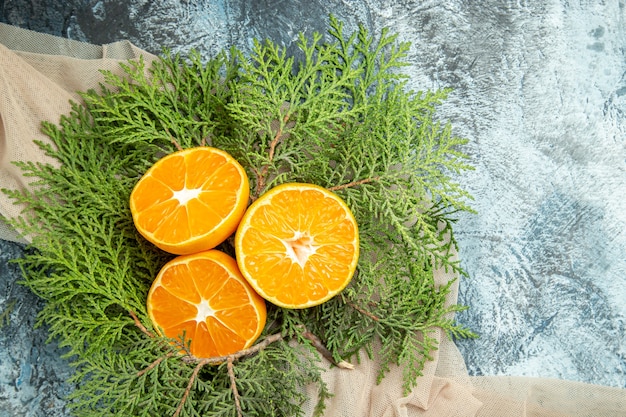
[146,250,267,358]
[130,147,250,255]
[235,183,359,309]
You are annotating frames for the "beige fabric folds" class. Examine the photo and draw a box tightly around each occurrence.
[303,262,626,417]
[0,23,624,417]
[0,22,157,242]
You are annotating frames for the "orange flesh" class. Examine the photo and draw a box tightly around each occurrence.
[147,251,266,358]
[130,147,249,254]
[236,184,359,308]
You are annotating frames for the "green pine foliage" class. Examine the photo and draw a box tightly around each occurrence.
[3,16,476,417]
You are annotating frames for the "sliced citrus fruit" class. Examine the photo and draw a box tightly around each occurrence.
[234,183,359,309]
[146,250,267,358]
[130,147,250,255]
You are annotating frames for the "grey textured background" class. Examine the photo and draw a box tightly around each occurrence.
[1,1,625,415]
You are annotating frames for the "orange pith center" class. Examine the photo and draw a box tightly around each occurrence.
[173,187,202,205]
[283,233,318,266]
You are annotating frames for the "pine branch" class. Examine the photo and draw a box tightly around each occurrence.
[253,110,293,199]
[343,296,381,322]
[302,330,355,370]
[327,176,381,192]
[226,358,243,417]
[173,360,206,417]
[129,310,154,338]
[2,15,476,416]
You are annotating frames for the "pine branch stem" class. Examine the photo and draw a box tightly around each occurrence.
[173,359,209,417]
[344,299,381,322]
[227,357,243,417]
[254,113,290,197]
[183,332,284,365]
[129,310,155,338]
[164,127,183,151]
[328,176,380,191]
[174,333,284,417]
[268,114,289,162]
[137,353,173,377]
[302,330,354,370]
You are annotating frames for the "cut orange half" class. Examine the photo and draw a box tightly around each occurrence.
[130,147,250,255]
[146,250,267,358]
[234,183,359,309]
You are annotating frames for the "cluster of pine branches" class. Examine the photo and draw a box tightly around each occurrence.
[3,16,475,417]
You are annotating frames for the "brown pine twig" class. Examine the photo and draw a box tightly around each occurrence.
[130,310,179,379]
[199,131,216,147]
[173,333,284,416]
[302,330,354,370]
[137,352,174,377]
[173,358,210,417]
[164,127,183,151]
[227,357,243,417]
[267,113,290,162]
[328,176,380,192]
[341,294,380,321]
[138,325,353,416]
[249,166,264,202]
[129,310,155,338]
[344,299,381,322]
[254,113,291,197]
[182,332,284,365]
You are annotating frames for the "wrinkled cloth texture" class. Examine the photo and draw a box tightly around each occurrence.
[1,21,625,417]
[0,23,157,242]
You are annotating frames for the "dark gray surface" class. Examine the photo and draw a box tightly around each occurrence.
[0,241,72,416]
[1,1,625,415]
